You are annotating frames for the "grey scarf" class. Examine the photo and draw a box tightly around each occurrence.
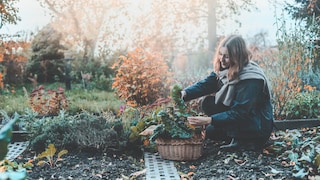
[215,61,271,106]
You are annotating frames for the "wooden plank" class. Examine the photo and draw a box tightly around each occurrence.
[274,119,320,130]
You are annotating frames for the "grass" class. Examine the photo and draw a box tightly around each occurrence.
[0,83,125,117]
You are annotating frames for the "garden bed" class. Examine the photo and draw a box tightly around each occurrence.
[15,123,319,179]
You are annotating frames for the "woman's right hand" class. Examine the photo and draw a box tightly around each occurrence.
[187,116,211,126]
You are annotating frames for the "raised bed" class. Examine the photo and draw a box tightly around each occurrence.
[274,119,320,130]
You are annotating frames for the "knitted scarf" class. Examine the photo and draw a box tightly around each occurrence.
[215,61,272,106]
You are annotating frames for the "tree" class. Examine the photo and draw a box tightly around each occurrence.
[284,0,320,86]
[207,0,257,52]
[0,40,30,85]
[285,0,320,27]
[39,0,257,57]
[28,24,65,83]
[0,0,21,28]
[38,0,115,62]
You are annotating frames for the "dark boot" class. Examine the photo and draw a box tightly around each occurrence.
[220,138,260,151]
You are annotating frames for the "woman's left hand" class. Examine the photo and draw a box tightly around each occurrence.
[187,116,211,126]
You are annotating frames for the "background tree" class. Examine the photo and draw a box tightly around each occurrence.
[0,0,20,28]
[207,0,257,52]
[27,24,65,83]
[0,40,30,85]
[36,0,254,87]
[285,0,320,88]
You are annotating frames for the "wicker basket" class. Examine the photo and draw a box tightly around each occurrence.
[155,134,204,161]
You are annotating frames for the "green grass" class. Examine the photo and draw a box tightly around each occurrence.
[0,83,125,117]
[66,89,125,114]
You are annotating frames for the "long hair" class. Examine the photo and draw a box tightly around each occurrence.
[213,35,251,80]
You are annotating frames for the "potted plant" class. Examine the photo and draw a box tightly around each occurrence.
[149,84,204,161]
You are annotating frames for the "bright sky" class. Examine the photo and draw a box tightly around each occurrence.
[0,0,294,45]
[0,0,50,35]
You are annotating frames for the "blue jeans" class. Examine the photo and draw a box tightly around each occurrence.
[199,95,231,141]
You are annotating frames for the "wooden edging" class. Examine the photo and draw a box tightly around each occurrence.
[274,119,320,130]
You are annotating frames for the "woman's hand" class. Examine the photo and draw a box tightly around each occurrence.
[187,116,211,126]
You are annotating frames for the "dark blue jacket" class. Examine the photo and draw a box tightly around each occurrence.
[184,72,274,139]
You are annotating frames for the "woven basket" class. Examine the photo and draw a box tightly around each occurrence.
[155,134,204,161]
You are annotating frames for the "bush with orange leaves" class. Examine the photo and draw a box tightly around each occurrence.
[29,85,68,116]
[112,48,173,107]
[0,72,3,90]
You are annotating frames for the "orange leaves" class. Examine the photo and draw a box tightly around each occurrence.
[0,72,3,89]
[29,85,68,116]
[112,48,173,107]
[304,84,316,92]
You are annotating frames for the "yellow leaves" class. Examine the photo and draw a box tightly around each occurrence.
[143,139,150,146]
[36,144,68,167]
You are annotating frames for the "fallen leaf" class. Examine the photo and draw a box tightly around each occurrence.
[95,174,102,178]
[139,125,157,136]
[234,159,247,166]
[269,166,283,174]
[292,168,308,179]
[130,168,146,177]
[189,165,196,169]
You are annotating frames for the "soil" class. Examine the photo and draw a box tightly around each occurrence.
[16,127,318,180]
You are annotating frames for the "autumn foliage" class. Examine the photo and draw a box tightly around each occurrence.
[29,85,68,116]
[0,73,3,89]
[112,48,173,107]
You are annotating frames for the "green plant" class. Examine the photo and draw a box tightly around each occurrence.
[36,144,68,167]
[0,113,27,179]
[111,48,173,107]
[267,127,320,178]
[149,84,199,142]
[21,110,125,152]
[252,12,310,120]
[285,85,320,119]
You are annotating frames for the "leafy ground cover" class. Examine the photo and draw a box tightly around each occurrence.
[14,126,319,180]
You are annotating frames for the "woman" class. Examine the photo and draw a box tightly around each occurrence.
[182,35,274,151]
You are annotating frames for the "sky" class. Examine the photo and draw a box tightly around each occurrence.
[0,0,50,35]
[0,0,294,45]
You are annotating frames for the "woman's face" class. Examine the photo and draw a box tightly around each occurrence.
[219,47,230,69]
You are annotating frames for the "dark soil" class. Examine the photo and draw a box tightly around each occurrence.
[18,143,288,180]
[17,127,319,180]
[175,140,293,180]
[19,150,146,180]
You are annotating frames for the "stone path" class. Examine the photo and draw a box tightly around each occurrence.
[144,152,180,180]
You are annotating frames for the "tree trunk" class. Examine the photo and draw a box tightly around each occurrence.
[207,0,217,61]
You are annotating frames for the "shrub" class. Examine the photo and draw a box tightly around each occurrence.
[112,48,173,107]
[29,85,68,116]
[252,16,308,120]
[21,111,126,152]
[285,85,320,119]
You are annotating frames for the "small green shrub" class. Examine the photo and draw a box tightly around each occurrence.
[285,86,320,119]
[21,111,127,152]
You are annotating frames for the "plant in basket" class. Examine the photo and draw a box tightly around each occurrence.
[149,84,204,161]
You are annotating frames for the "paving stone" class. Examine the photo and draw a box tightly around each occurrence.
[144,152,180,180]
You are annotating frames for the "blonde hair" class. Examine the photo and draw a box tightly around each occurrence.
[213,35,251,80]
